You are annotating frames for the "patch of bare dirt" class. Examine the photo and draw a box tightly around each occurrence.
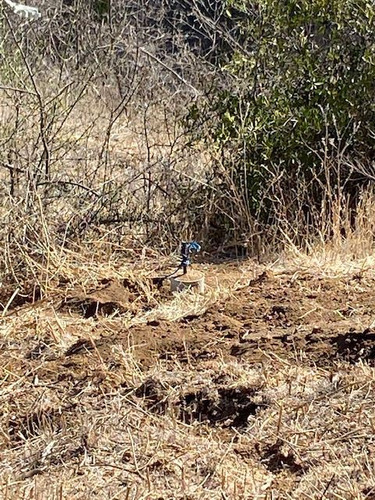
[59,278,148,318]
[3,265,375,498]
[15,270,375,392]
[118,270,375,368]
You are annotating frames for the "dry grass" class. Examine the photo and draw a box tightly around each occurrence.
[1,187,375,499]
[1,236,375,499]
[1,62,375,500]
[1,325,375,499]
[271,191,375,280]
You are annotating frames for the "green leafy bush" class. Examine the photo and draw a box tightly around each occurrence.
[189,0,375,240]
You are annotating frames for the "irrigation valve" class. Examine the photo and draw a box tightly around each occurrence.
[181,241,201,275]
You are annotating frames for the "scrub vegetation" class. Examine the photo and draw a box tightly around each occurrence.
[1,1,375,498]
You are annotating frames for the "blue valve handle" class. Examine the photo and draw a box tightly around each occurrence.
[155,241,202,285]
[181,241,201,274]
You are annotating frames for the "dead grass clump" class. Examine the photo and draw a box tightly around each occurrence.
[274,189,375,279]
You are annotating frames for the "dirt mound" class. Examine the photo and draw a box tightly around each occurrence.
[122,271,375,368]
[46,271,375,384]
[59,278,148,318]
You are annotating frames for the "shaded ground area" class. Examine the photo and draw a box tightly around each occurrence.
[1,265,375,498]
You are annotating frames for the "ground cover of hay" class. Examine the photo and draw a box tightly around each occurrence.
[1,254,375,499]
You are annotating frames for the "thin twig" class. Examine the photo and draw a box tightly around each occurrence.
[140,47,200,97]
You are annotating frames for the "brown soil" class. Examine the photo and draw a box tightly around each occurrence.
[54,269,375,371]
[59,280,136,317]
[2,265,375,498]
[4,269,375,399]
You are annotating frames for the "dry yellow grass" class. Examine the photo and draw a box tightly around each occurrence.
[1,75,375,500]
[1,238,375,499]
[3,9,375,499]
